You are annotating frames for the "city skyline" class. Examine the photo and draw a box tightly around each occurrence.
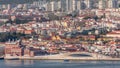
[29,0,120,11]
[0,0,120,12]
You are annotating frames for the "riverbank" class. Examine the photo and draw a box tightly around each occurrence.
[3,52,120,61]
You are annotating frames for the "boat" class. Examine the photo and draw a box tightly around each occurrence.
[4,57,19,60]
[0,57,4,60]
[64,59,70,62]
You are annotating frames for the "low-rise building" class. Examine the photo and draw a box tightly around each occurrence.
[106,30,120,38]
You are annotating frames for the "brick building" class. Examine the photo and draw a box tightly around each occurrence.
[5,42,23,57]
[5,41,34,57]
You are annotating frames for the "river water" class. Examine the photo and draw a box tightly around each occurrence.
[0,60,120,68]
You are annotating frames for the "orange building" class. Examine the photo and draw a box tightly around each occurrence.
[24,30,34,35]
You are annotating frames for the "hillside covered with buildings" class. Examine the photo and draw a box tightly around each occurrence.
[0,0,120,60]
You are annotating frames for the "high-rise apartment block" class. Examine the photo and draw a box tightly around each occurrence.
[32,0,119,11]
[99,0,119,9]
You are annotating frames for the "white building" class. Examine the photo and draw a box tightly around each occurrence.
[76,0,82,10]
[32,0,47,9]
[99,0,119,9]
[30,0,120,11]
[108,0,119,8]
[99,0,107,9]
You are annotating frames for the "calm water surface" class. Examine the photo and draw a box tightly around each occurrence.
[0,60,120,68]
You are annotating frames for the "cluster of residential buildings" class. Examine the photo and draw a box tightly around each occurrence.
[0,0,120,58]
[1,10,120,58]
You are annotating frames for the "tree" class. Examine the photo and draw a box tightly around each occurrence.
[83,16,91,19]
[48,13,59,21]
[0,32,28,42]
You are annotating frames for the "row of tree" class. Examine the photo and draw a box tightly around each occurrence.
[0,32,30,42]
[5,18,31,24]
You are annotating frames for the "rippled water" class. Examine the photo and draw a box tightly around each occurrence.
[0,60,120,68]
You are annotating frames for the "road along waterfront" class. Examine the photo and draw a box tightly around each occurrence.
[4,52,120,61]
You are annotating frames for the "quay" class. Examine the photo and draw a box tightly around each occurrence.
[4,52,120,61]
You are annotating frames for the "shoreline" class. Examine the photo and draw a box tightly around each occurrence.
[19,57,120,61]
[3,52,120,61]
[3,57,120,61]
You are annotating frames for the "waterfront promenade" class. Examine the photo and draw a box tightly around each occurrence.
[4,52,120,61]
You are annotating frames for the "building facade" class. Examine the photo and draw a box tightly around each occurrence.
[5,41,34,57]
